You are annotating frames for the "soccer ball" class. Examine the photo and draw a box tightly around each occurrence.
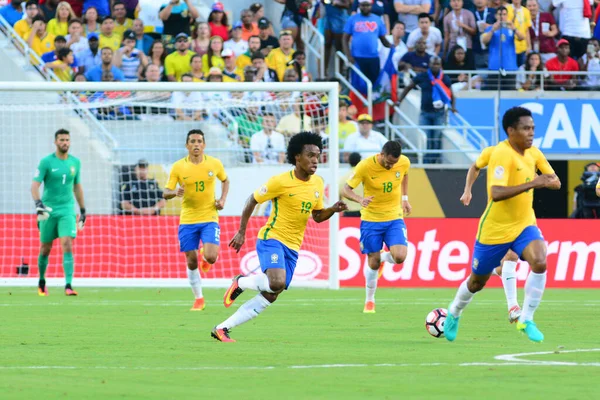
[425,308,447,338]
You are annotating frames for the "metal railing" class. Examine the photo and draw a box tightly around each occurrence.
[334,51,373,116]
[300,20,325,79]
[448,111,490,149]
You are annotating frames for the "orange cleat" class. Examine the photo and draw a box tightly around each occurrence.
[363,301,376,314]
[223,274,244,308]
[38,281,48,297]
[65,285,78,296]
[199,247,211,273]
[191,298,205,311]
[211,327,236,343]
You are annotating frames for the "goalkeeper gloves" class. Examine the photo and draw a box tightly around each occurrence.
[35,200,52,222]
[78,208,86,231]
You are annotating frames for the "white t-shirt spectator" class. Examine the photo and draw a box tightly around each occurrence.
[343,130,388,159]
[224,39,248,58]
[394,0,431,33]
[66,35,89,54]
[406,26,443,55]
[552,0,592,39]
[171,91,203,107]
[580,53,600,88]
[250,130,286,164]
[138,0,165,33]
[378,34,408,70]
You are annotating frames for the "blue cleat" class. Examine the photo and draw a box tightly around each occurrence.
[517,320,544,343]
[444,312,460,342]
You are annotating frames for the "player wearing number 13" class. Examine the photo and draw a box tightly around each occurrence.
[31,129,86,297]
[164,130,230,312]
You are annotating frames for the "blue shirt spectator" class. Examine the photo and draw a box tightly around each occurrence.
[343,11,387,58]
[77,48,102,72]
[0,1,23,26]
[400,51,431,71]
[485,25,517,71]
[85,65,125,81]
[42,50,79,67]
[412,70,452,112]
[471,6,496,54]
[352,0,392,29]
[83,0,110,17]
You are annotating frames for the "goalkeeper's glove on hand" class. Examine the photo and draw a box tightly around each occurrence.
[77,208,86,231]
[35,200,52,222]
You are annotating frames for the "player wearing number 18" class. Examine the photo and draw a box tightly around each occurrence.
[31,129,86,297]
[163,130,230,311]
[342,140,411,314]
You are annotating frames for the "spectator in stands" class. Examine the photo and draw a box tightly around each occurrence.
[397,56,455,164]
[159,0,199,38]
[252,52,279,82]
[351,0,391,34]
[172,73,204,120]
[165,32,195,81]
[379,21,408,70]
[41,35,68,64]
[77,33,101,72]
[208,1,229,41]
[83,1,109,19]
[324,0,350,74]
[471,0,496,69]
[85,47,125,81]
[234,102,263,140]
[113,30,148,81]
[505,0,531,66]
[120,159,166,216]
[148,40,167,79]
[267,30,296,81]
[579,38,600,90]
[399,36,432,73]
[222,48,243,81]
[132,19,153,55]
[28,17,56,57]
[330,102,358,148]
[291,50,312,81]
[243,65,258,82]
[443,0,476,58]
[250,113,286,164]
[63,0,83,17]
[339,152,362,216]
[122,0,138,19]
[394,0,431,37]
[258,18,279,54]
[552,0,593,59]
[240,9,259,40]
[14,1,39,40]
[46,2,74,37]
[546,38,580,90]
[572,162,600,218]
[138,0,163,33]
[83,7,100,35]
[237,35,261,70]
[46,47,75,81]
[407,13,443,55]
[275,0,311,51]
[516,51,548,91]
[225,22,248,57]
[444,45,479,90]
[191,22,210,56]
[343,114,388,160]
[343,0,391,85]
[482,6,521,88]
[99,16,122,52]
[189,54,204,81]
[39,0,59,21]
[0,0,23,27]
[202,35,224,75]
[112,2,133,38]
[66,19,89,55]
[277,98,313,136]
[526,0,557,64]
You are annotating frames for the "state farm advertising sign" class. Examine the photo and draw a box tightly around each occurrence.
[339,218,600,288]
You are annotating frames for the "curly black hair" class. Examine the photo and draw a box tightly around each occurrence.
[286,131,323,165]
[502,106,532,136]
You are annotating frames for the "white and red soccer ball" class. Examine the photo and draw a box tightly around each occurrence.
[425,308,447,338]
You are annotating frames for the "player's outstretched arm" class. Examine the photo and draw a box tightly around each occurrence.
[460,164,480,206]
[229,194,259,253]
[491,174,556,202]
[312,201,348,223]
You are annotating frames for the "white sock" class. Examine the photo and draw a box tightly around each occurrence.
[187,268,203,299]
[364,266,378,303]
[238,273,274,293]
[217,294,271,330]
[449,278,475,318]
[519,271,546,323]
[501,261,518,310]
[380,251,394,264]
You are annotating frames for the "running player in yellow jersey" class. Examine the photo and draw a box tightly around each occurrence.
[342,140,411,314]
[164,130,230,311]
[446,107,561,343]
[212,132,347,342]
[461,145,522,324]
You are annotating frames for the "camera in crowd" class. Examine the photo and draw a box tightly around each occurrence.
[572,163,600,219]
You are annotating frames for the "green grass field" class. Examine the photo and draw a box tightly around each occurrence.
[1,287,598,399]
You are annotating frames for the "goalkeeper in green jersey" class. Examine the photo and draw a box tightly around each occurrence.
[31,129,86,296]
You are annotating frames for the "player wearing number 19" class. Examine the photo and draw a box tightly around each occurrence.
[213,132,348,342]
[31,129,86,297]
[163,130,230,311]
[342,140,411,313]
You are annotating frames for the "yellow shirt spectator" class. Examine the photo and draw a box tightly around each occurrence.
[165,50,196,81]
[236,52,252,70]
[47,19,69,36]
[202,54,225,75]
[507,4,531,55]
[99,33,122,52]
[114,19,134,37]
[50,60,74,82]
[266,47,295,81]
[14,20,33,40]
[223,67,244,82]
[31,33,56,56]
[326,120,358,148]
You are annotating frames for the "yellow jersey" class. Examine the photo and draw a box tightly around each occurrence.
[30,33,56,56]
[254,170,325,251]
[266,48,295,81]
[506,5,532,54]
[47,19,68,36]
[201,54,225,75]
[51,61,74,82]
[165,155,227,224]
[326,120,358,148]
[474,146,495,169]
[347,154,411,222]
[14,19,32,40]
[476,140,554,244]
[236,52,252,70]
[99,33,122,52]
[165,50,196,81]
[113,18,134,37]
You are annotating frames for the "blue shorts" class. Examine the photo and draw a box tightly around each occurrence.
[178,222,220,252]
[281,10,301,29]
[256,239,299,289]
[323,5,348,34]
[472,226,544,275]
[360,219,408,254]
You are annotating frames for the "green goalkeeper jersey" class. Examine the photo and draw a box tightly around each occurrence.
[33,153,81,215]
